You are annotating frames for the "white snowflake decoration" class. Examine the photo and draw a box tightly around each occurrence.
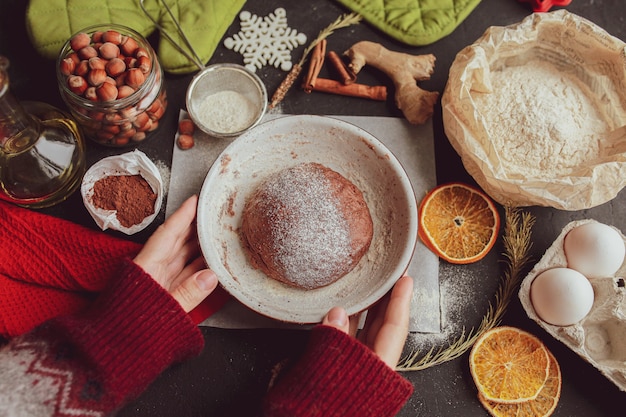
[224,8,307,72]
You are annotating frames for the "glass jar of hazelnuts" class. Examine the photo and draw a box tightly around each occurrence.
[56,24,167,147]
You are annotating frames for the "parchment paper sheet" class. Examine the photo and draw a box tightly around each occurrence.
[166,114,440,333]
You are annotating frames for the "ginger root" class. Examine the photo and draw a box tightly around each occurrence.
[344,41,438,125]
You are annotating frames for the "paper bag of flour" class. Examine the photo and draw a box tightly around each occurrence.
[442,10,626,210]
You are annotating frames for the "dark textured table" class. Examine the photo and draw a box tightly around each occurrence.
[2,0,626,415]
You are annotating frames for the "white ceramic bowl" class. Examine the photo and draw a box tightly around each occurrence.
[196,115,418,323]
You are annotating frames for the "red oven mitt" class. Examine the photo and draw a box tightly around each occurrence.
[0,200,229,338]
[518,0,572,12]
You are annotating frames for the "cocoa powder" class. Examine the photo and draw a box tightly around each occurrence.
[91,174,157,227]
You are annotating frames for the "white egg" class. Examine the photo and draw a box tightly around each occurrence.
[563,222,625,278]
[530,267,594,326]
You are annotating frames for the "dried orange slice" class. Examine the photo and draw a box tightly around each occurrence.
[418,183,499,264]
[469,326,550,404]
[478,349,562,417]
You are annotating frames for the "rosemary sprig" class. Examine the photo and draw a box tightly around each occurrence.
[296,12,361,68]
[397,207,536,371]
[268,12,362,108]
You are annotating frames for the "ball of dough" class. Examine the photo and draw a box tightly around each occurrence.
[241,163,373,289]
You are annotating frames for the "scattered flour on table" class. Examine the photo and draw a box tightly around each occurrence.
[406,263,488,354]
[154,159,170,199]
[473,59,612,178]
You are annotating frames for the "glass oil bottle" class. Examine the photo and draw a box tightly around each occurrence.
[0,56,86,208]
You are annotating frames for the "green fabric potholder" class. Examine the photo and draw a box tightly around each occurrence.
[335,0,482,46]
[25,0,245,74]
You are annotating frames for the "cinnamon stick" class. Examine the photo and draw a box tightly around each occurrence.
[326,50,356,85]
[303,39,326,93]
[307,78,387,101]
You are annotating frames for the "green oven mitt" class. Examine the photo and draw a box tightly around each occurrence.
[335,0,482,46]
[25,0,245,74]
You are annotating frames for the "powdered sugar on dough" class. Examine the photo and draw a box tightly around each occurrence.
[224,8,307,72]
[241,163,373,290]
[473,59,612,178]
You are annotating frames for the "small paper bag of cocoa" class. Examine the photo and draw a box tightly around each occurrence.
[81,150,163,234]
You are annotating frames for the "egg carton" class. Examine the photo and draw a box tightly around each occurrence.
[519,219,626,392]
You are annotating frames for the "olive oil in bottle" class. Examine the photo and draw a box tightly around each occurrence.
[0,56,86,208]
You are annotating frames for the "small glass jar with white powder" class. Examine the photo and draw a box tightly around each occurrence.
[186,63,267,137]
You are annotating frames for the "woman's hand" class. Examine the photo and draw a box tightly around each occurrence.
[322,275,413,368]
[133,195,218,312]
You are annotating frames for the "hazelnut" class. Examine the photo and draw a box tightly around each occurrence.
[118,127,137,139]
[67,75,87,95]
[177,134,194,150]
[85,86,98,101]
[132,111,150,129]
[59,57,76,76]
[78,45,98,60]
[120,36,138,56]
[115,72,127,87]
[115,136,131,146]
[99,42,120,60]
[96,83,118,101]
[136,117,153,132]
[66,52,80,65]
[135,118,153,132]
[102,123,121,134]
[105,57,126,77]
[91,31,104,43]
[125,68,145,89]
[96,130,116,141]
[135,47,149,59]
[178,119,195,135]
[75,60,89,76]
[88,57,107,70]
[147,99,165,121]
[102,30,122,45]
[119,121,134,132]
[87,68,107,87]
[137,55,151,74]
[120,106,138,120]
[87,110,106,121]
[70,32,91,52]
[104,112,123,123]
[124,56,137,69]
[117,85,135,99]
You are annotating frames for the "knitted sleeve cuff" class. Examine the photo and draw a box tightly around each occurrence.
[52,258,204,401]
[264,325,414,417]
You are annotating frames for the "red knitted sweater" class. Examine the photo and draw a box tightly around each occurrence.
[0,200,228,338]
[0,259,205,416]
[264,326,414,417]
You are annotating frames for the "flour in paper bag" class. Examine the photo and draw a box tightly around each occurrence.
[473,59,611,178]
